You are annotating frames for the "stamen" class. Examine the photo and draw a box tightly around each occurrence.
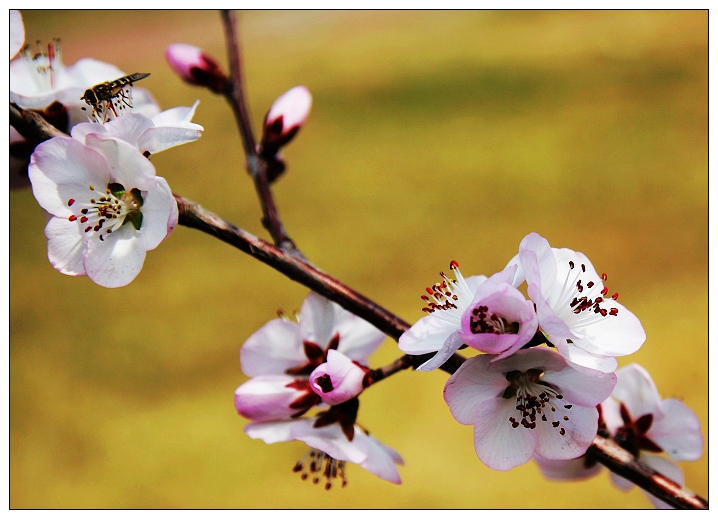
[292,449,347,490]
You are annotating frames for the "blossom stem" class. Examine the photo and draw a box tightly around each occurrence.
[175,193,706,510]
[219,10,300,258]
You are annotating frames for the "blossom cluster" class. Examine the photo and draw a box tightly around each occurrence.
[234,292,403,488]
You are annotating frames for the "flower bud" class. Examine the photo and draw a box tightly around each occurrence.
[261,85,312,151]
[309,350,368,406]
[165,43,228,94]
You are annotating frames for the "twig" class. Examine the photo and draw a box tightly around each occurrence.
[10,104,65,141]
[175,193,707,510]
[219,10,299,257]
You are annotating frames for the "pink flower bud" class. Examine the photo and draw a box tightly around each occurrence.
[309,350,368,406]
[261,85,312,150]
[165,43,227,93]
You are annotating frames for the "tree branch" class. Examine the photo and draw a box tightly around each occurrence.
[219,10,299,256]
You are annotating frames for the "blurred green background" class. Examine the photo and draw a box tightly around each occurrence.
[10,10,707,509]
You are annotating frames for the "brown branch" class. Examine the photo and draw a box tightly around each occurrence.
[175,193,707,510]
[219,10,299,256]
[10,103,66,141]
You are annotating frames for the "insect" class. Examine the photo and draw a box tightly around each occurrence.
[80,72,150,122]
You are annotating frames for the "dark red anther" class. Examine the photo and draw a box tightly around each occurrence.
[601,287,608,296]
[80,216,88,223]
[425,287,434,295]
[450,260,459,270]
[612,293,619,300]
[587,281,594,288]
[569,261,574,269]
[67,198,75,206]
[68,215,77,222]
[581,264,586,272]
[609,308,618,316]
[601,273,608,281]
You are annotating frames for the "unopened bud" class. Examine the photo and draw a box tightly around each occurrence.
[165,43,228,94]
[309,350,367,406]
[261,85,312,151]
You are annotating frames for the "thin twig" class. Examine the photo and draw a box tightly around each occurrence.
[10,104,65,141]
[219,10,299,257]
[175,194,707,510]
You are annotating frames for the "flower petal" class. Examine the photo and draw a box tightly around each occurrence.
[234,375,311,422]
[83,223,147,288]
[44,216,87,276]
[240,319,304,377]
[83,133,157,191]
[612,364,663,419]
[649,399,703,462]
[474,397,537,471]
[139,176,177,251]
[533,453,603,481]
[10,10,24,60]
[542,366,616,408]
[444,354,508,425]
[534,404,598,461]
[398,313,457,355]
[416,331,464,372]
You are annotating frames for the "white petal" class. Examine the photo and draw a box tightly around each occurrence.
[291,421,367,464]
[612,364,664,419]
[10,10,24,59]
[534,404,598,461]
[83,134,157,191]
[151,100,200,126]
[571,300,646,357]
[542,366,616,407]
[44,217,87,276]
[240,319,304,377]
[417,331,464,372]
[299,292,339,347]
[649,399,703,461]
[83,224,146,288]
[639,453,685,509]
[139,176,176,251]
[332,313,386,363]
[244,420,296,444]
[487,347,566,375]
[138,125,203,155]
[519,232,556,291]
[444,355,507,425]
[29,137,110,217]
[355,432,403,484]
[474,397,537,471]
[398,313,457,355]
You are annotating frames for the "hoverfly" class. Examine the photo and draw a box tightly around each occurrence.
[81,72,150,123]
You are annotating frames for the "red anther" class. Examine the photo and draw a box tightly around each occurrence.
[80,216,88,223]
[601,287,608,296]
[68,215,77,222]
[568,261,574,269]
[612,293,619,300]
[581,264,586,272]
[450,260,459,270]
[601,273,608,281]
[67,199,75,206]
[609,308,618,316]
[421,295,430,301]
[425,287,434,295]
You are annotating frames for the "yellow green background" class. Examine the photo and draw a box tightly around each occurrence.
[10,10,707,508]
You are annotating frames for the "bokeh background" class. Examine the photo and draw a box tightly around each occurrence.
[10,10,707,509]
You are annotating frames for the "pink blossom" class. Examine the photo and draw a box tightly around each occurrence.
[444,348,616,471]
[399,262,537,371]
[10,10,24,59]
[508,232,646,372]
[309,349,368,406]
[261,86,312,150]
[165,43,228,93]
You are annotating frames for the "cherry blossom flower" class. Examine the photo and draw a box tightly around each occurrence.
[244,399,403,487]
[532,363,703,508]
[236,292,385,422]
[444,348,616,471]
[507,232,646,373]
[165,43,228,93]
[398,262,537,371]
[28,129,178,288]
[309,349,369,406]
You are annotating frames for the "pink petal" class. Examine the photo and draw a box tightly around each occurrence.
[416,331,464,372]
[44,216,87,276]
[612,364,664,419]
[542,366,616,407]
[533,453,603,481]
[234,375,309,422]
[534,404,598,461]
[139,176,177,251]
[398,313,457,355]
[83,224,146,288]
[309,349,366,405]
[649,399,703,461]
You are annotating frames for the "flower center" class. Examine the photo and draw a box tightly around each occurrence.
[292,449,347,490]
[421,261,473,326]
[469,305,518,335]
[66,182,144,241]
[21,39,62,91]
[503,369,573,436]
[552,260,620,329]
[612,402,663,457]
